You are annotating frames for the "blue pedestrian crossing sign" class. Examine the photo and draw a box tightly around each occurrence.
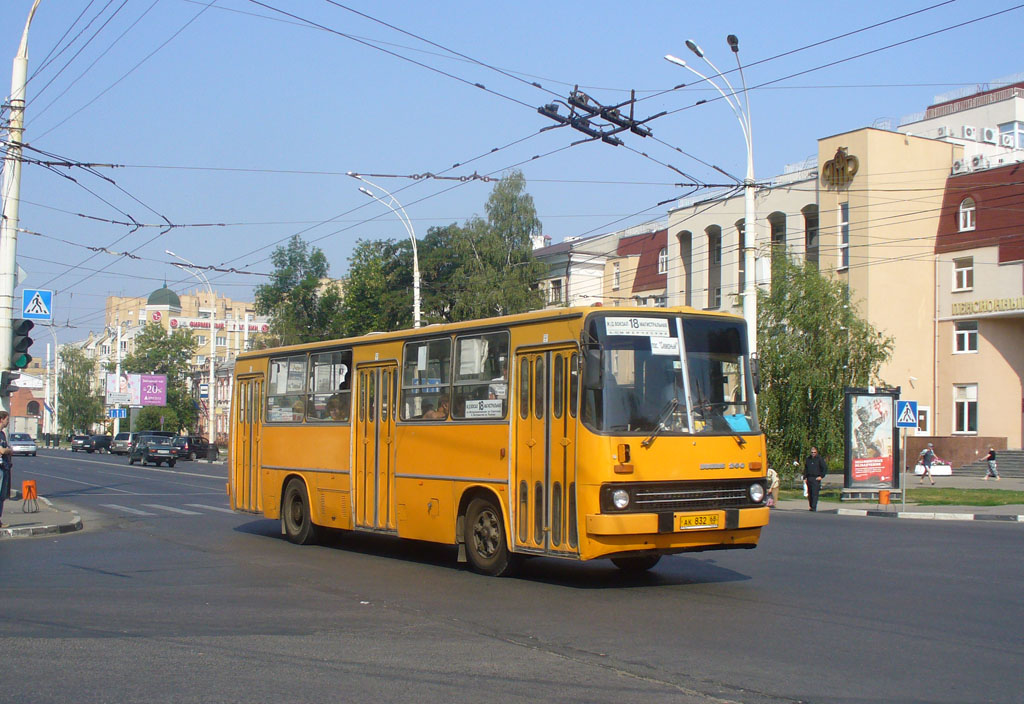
[22,289,53,321]
[896,400,918,428]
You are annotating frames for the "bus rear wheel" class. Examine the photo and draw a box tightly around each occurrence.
[282,479,320,545]
[465,497,513,577]
[611,555,661,573]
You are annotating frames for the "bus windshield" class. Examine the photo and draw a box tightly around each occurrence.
[581,314,758,435]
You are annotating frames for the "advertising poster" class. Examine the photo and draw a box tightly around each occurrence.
[845,391,897,488]
[105,373,167,406]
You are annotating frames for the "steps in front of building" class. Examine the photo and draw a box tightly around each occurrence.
[958,450,1024,479]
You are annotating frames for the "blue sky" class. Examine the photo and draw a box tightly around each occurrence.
[2,0,1022,342]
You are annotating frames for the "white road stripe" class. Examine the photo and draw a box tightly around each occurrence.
[101,504,156,516]
[185,504,236,514]
[143,504,202,515]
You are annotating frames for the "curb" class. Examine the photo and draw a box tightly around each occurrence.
[834,507,1023,522]
[0,497,84,538]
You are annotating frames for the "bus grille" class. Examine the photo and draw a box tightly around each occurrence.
[600,480,761,513]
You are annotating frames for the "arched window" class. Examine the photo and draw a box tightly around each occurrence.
[657,247,668,274]
[27,401,41,416]
[959,197,976,231]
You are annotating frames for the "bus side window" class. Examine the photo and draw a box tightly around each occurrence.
[401,338,452,420]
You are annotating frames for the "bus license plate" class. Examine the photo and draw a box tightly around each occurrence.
[679,514,719,530]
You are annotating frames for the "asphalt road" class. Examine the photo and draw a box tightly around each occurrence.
[2,450,1021,703]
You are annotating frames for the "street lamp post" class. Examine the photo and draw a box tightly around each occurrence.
[166,250,217,458]
[665,35,758,359]
[346,172,421,328]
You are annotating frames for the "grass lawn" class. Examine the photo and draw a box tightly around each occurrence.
[779,487,1024,506]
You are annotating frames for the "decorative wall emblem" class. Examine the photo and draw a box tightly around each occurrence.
[822,147,859,188]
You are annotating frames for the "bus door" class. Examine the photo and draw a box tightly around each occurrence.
[233,375,263,513]
[354,363,398,531]
[513,347,579,555]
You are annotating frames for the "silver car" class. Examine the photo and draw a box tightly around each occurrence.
[9,432,37,456]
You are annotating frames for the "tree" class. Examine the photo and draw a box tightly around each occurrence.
[121,323,198,434]
[136,405,180,433]
[451,170,545,320]
[57,345,104,434]
[338,238,412,337]
[255,235,344,345]
[757,257,893,478]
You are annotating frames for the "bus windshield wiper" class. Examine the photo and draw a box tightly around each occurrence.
[642,398,678,449]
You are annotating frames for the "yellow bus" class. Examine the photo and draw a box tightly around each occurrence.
[229,306,769,575]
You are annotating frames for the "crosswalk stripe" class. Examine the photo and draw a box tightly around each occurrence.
[185,503,236,514]
[101,504,156,516]
[143,504,202,515]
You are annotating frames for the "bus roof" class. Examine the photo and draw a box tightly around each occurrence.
[236,305,745,361]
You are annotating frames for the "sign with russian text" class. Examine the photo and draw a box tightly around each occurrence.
[604,317,671,337]
[106,373,167,406]
[843,388,900,490]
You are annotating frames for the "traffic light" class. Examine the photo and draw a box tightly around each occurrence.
[11,318,34,369]
[0,371,19,396]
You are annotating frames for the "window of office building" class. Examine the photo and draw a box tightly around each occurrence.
[954,321,978,353]
[953,384,977,434]
[953,257,973,292]
[958,197,976,232]
[657,248,668,274]
[998,121,1024,149]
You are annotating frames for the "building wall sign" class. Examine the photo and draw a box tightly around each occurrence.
[168,317,269,333]
[951,297,1024,316]
[822,147,859,188]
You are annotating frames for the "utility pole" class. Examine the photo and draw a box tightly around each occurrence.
[0,0,43,412]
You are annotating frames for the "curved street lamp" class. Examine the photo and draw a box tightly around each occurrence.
[166,250,217,456]
[347,172,421,328]
[665,35,758,358]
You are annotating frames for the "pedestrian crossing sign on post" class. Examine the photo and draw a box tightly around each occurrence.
[896,400,918,428]
[22,289,53,321]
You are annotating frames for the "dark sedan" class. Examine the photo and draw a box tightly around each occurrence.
[127,435,177,467]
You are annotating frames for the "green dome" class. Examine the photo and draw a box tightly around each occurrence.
[147,286,181,308]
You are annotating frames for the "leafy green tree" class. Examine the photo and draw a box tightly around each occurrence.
[452,171,545,319]
[57,345,104,434]
[757,257,893,478]
[121,323,198,434]
[338,238,412,337]
[255,235,344,345]
[136,405,180,433]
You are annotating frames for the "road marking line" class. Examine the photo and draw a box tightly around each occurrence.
[143,504,202,515]
[101,504,156,516]
[185,504,236,514]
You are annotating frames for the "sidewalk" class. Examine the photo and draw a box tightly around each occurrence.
[774,473,1024,522]
[0,490,83,538]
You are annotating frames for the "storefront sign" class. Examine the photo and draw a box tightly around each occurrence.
[951,296,1024,316]
[822,147,859,188]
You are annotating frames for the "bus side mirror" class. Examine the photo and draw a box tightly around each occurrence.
[751,356,761,395]
[583,348,602,388]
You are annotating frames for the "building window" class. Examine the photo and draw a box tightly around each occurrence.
[998,121,1024,149]
[915,406,930,436]
[549,279,563,305]
[612,262,620,290]
[954,321,978,353]
[711,287,721,309]
[803,204,819,270]
[120,340,128,352]
[838,202,849,270]
[958,197,976,232]
[196,335,207,346]
[216,336,227,346]
[102,344,111,356]
[952,257,973,292]
[953,384,977,434]
[657,248,668,274]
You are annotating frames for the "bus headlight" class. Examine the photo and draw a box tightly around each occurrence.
[612,489,630,510]
[749,483,765,503]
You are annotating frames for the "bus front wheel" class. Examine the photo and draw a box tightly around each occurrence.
[611,555,661,573]
[465,497,513,577]
[282,479,320,545]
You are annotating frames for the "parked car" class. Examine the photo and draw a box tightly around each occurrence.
[172,435,218,461]
[128,435,177,467]
[71,435,112,453]
[9,432,37,456]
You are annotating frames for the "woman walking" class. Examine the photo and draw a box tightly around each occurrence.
[984,447,1000,481]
